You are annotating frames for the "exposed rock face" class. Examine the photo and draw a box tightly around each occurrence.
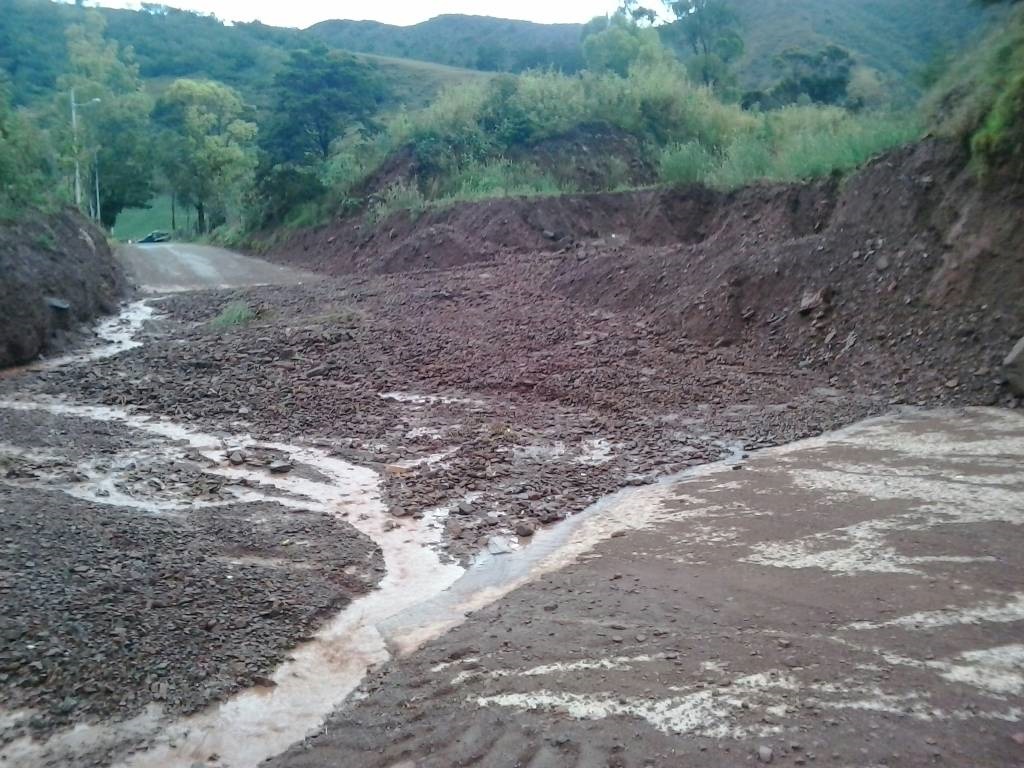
[0,210,123,368]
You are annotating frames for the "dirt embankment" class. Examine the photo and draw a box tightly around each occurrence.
[268,139,1023,404]
[0,209,124,368]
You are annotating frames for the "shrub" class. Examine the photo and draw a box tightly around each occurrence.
[925,4,1024,173]
[366,181,427,225]
[971,71,1024,175]
[443,158,569,202]
[211,300,255,328]
[659,141,718,185]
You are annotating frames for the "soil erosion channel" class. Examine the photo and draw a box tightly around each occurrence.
[3,240,1020,768]
[0,244,736,767]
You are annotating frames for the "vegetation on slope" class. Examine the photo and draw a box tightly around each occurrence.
[926,2,1024,177]
[307,54,919,228]
[1,0,1019,238]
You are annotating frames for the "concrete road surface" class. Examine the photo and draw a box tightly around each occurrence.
[117,242,314,293]
[268,406,1024,768]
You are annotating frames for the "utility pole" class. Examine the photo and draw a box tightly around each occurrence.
[70,88,81,208]
[94,149,101,225]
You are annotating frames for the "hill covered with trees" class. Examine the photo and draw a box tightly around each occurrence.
[0,0,1019,249]
[0,0,1000,110]
[307,15,584,73]
[0,0,481,108]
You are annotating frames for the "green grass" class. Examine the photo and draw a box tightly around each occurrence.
[357,53,491,110]
[112,195,175,241]
[657,108,921,190]
[210,300,255,329]
[926,5,1024,175]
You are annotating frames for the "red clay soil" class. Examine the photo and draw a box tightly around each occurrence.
[266,139,1023,403]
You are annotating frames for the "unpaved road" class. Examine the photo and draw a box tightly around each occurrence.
[118,242,315,293]
[272,407,1024,768]
[1,242,1021,767]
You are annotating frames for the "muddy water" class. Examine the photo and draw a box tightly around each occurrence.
[1,299,748,767]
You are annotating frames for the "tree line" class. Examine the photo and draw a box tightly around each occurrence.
[0,12,384,231]
[1,0,1017,230]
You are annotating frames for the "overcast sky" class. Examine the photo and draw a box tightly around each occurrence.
[88,0,625,28]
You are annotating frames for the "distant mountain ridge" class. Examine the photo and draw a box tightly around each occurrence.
[306,14,584,72]
[1,0,999,108]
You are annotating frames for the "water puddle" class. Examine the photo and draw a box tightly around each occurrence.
[0,300,156,381]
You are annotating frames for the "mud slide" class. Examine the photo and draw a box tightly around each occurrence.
[0,292,740,768]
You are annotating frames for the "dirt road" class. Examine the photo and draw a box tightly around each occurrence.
[271,407,1024,768]
[118,242,315,293]
[0,240,1021,767]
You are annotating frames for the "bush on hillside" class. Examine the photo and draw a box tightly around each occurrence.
[926,5,1024,175]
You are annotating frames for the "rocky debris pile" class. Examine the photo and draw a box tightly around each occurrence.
[0,485,382,744]
[224,445,294,474]
[10,273,892,559]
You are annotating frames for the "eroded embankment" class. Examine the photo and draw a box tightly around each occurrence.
[266,139,1024,407]
[0,210,124,368]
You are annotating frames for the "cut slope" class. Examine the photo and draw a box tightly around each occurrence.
[267,139,1024,403]
[0,210,124,368]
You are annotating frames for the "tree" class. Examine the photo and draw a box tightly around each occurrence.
[584,25,645,76]
[260,48,383,166]
[663,0,744,89]
[56,13,154,227]
[153,78,257,233]
[582,4,665,76]
[743,45,856,110]
[0,77,52,216]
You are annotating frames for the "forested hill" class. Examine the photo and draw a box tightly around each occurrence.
[307,15,584,73]
[0,0,483,108]
[308,1,995,91]
[1,0,998,108]
[731,0,1000,91]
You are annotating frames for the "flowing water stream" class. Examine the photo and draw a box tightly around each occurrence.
[0,300,744,767]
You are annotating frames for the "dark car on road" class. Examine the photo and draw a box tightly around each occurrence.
[137,230,170,244]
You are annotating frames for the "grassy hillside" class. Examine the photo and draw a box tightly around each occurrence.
[307,15,584,73]
[356,54,491,109]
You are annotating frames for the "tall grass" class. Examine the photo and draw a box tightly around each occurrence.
[211,300,255,328]
[659,107,920,190]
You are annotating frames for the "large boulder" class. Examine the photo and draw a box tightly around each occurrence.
[1004,337,1024,396]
